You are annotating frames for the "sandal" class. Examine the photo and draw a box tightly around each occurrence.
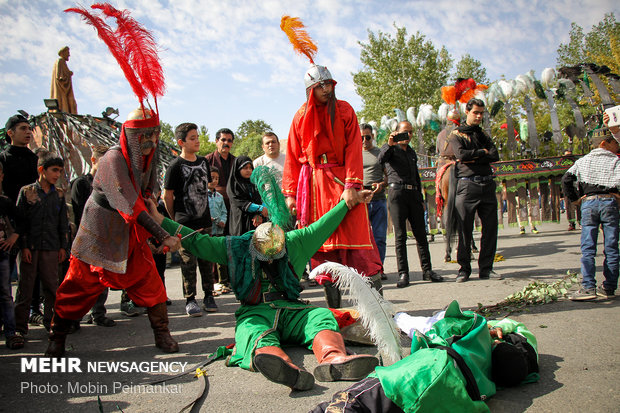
[6,333,25,350]
[220,285,233,294]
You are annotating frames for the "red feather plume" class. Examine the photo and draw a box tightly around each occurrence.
[280,16,317,64]
[460,84,488,103]
[65,6,146,102]
[454,78,476,102]
[93,3,165,106]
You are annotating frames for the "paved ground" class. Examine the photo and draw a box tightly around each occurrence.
[1,217,619,412]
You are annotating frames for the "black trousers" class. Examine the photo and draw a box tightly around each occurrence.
[388,187,432,275]
[310,377,404,413]
[455,179,498,275]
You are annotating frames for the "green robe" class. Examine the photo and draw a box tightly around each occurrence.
[161,200,349,370]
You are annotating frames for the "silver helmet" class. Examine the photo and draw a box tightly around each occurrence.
[304,64,333,89]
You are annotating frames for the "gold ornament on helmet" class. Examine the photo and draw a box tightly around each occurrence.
[251,222,286,261]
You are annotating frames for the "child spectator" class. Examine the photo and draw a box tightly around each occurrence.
[226,156,267,236]
[163,122,215,316]
[208,167,230,294]
[14,151,70,339]
[0,163,23,349]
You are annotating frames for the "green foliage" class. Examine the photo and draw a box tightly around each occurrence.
[476,271,579,318]
[353,25,453,123]
[557,12,620,74]
[197,125,215,156]
[232,119,273,159]
[159,121,175,146]
[231,133,263,159]
[236,119,273,140]
[453,53,490,84]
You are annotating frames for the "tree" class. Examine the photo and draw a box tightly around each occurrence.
[232,119,273,159]
[557,13,620,74]
[353,25,453,123]
[236,119,272,140]
[231,134,264,159]
[159,121,175,146]
[197,125,215,156]
[453,54,489,84]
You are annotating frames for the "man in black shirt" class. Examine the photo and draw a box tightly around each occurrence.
[448,98,501,282]
[1,115,40,322]
[164,123,216,316]
[378,121,442,288]
[0,115,38,204]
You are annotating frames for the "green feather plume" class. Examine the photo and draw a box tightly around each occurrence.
[534,80,546,100]
[251,166,291,229]
[490,100,504,117]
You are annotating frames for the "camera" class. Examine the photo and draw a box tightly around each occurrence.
[604,105,620,127]
[392,131,410,142]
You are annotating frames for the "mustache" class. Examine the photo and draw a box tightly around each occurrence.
[222,144,230,149]
[140,141,157,151]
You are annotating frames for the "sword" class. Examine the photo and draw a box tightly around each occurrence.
[162,228,204,253]
[181,228,204,241]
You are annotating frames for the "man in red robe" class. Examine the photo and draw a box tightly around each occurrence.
[283,65,382,307]
[45,109,181,357]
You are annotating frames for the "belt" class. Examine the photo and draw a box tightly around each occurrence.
[459,175,495,183]
[389,183,417,191]
[261,291,287,303]
[584,193,615,201]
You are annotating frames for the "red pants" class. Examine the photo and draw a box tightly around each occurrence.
[55,238,166,320]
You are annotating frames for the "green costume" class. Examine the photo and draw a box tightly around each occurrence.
[161,200,350,370]
[368,300,494,412]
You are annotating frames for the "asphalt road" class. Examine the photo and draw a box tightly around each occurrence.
[1,217,618,413]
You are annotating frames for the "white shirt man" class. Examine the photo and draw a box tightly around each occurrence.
[253,132,286,186]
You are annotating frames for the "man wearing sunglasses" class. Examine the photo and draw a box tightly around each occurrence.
[361,124,388,277]
[206,128,236,229]
[379,121,443,288]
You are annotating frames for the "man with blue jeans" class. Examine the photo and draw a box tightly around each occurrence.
[361,124,388,279]
[562,113,620,300]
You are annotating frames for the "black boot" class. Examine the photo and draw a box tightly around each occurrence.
[396,273,410,288]
[323,281,341,308]
[422,270,444,282]
[45,315,74,357]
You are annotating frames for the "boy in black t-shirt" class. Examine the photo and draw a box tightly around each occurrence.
[163,123,217,316]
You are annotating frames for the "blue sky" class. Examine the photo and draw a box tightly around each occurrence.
[1,0,617,140]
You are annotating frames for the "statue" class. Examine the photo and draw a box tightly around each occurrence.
[50,46,77,114]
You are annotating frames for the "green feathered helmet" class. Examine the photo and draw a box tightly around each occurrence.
[249,166,292,260]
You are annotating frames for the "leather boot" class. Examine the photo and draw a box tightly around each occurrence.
[323,281,341,308]
[147,302,179,353]
[253,346,315,391]
[312,330,379,382]
[396,272,410,288]
[45,314,74,357]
